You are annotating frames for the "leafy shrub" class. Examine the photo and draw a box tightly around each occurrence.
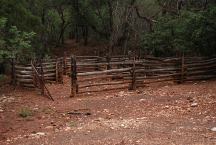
[142,6,216,57]
[0,17,35,64]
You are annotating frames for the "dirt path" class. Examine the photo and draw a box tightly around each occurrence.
[0,77,216,145]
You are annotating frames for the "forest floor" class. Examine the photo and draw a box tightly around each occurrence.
[0,76,216,145]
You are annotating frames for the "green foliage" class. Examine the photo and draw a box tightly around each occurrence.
[68,121,77,127]
[0,17,7,28]
[19,107,33,118]
[142,6,216,56]
[0,18,7,51]
[0,0,73,59]
[8,26,35,54]
[0,17,35,63]
[1,0,216,58]
[0,0,41,32]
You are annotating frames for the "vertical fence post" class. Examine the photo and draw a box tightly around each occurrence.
[95,57,100,71]
[63,52,67,75]
[130,57,136,90]
[180,53,185,83]
[70,56,77,97]
[55,58,59,82]
[40,60,45,95]
[59,58,64,83]
[106,55,111,70]
[11,58,16,87]
[32,60,37,88]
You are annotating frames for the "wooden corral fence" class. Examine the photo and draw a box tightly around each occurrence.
[31,60,54,101]
[13,59,63,100]
[69,55,216,97]
[10,55,216,99]
[14,59,63,87]
[63,55,132,75]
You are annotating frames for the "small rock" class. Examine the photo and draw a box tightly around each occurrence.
[54,129,60,132]
[191,103,198,107]
[45,126,53,129]
[33,108,39,110]
[187,96,194,102]
[139,99,146,102]
[118,91,125,97]
[137,90,143,94]
[110,127,115,130]
[31,131,37,134]
[36,132,46,136]
[103,109,109,113]
[210,127,216,132]
[94,118,103,122]
[65,127,71,131]
[164,105,169,109]
[0,109,4,112]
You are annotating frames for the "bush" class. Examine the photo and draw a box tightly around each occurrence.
[0,17,36,64]
[142,6,216,57]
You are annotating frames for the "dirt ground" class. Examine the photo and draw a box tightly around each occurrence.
[0,77,216,145]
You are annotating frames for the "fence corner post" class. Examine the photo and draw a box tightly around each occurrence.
[70,55,77,97]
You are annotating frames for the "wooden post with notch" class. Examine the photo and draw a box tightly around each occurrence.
[70,56,77,97]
